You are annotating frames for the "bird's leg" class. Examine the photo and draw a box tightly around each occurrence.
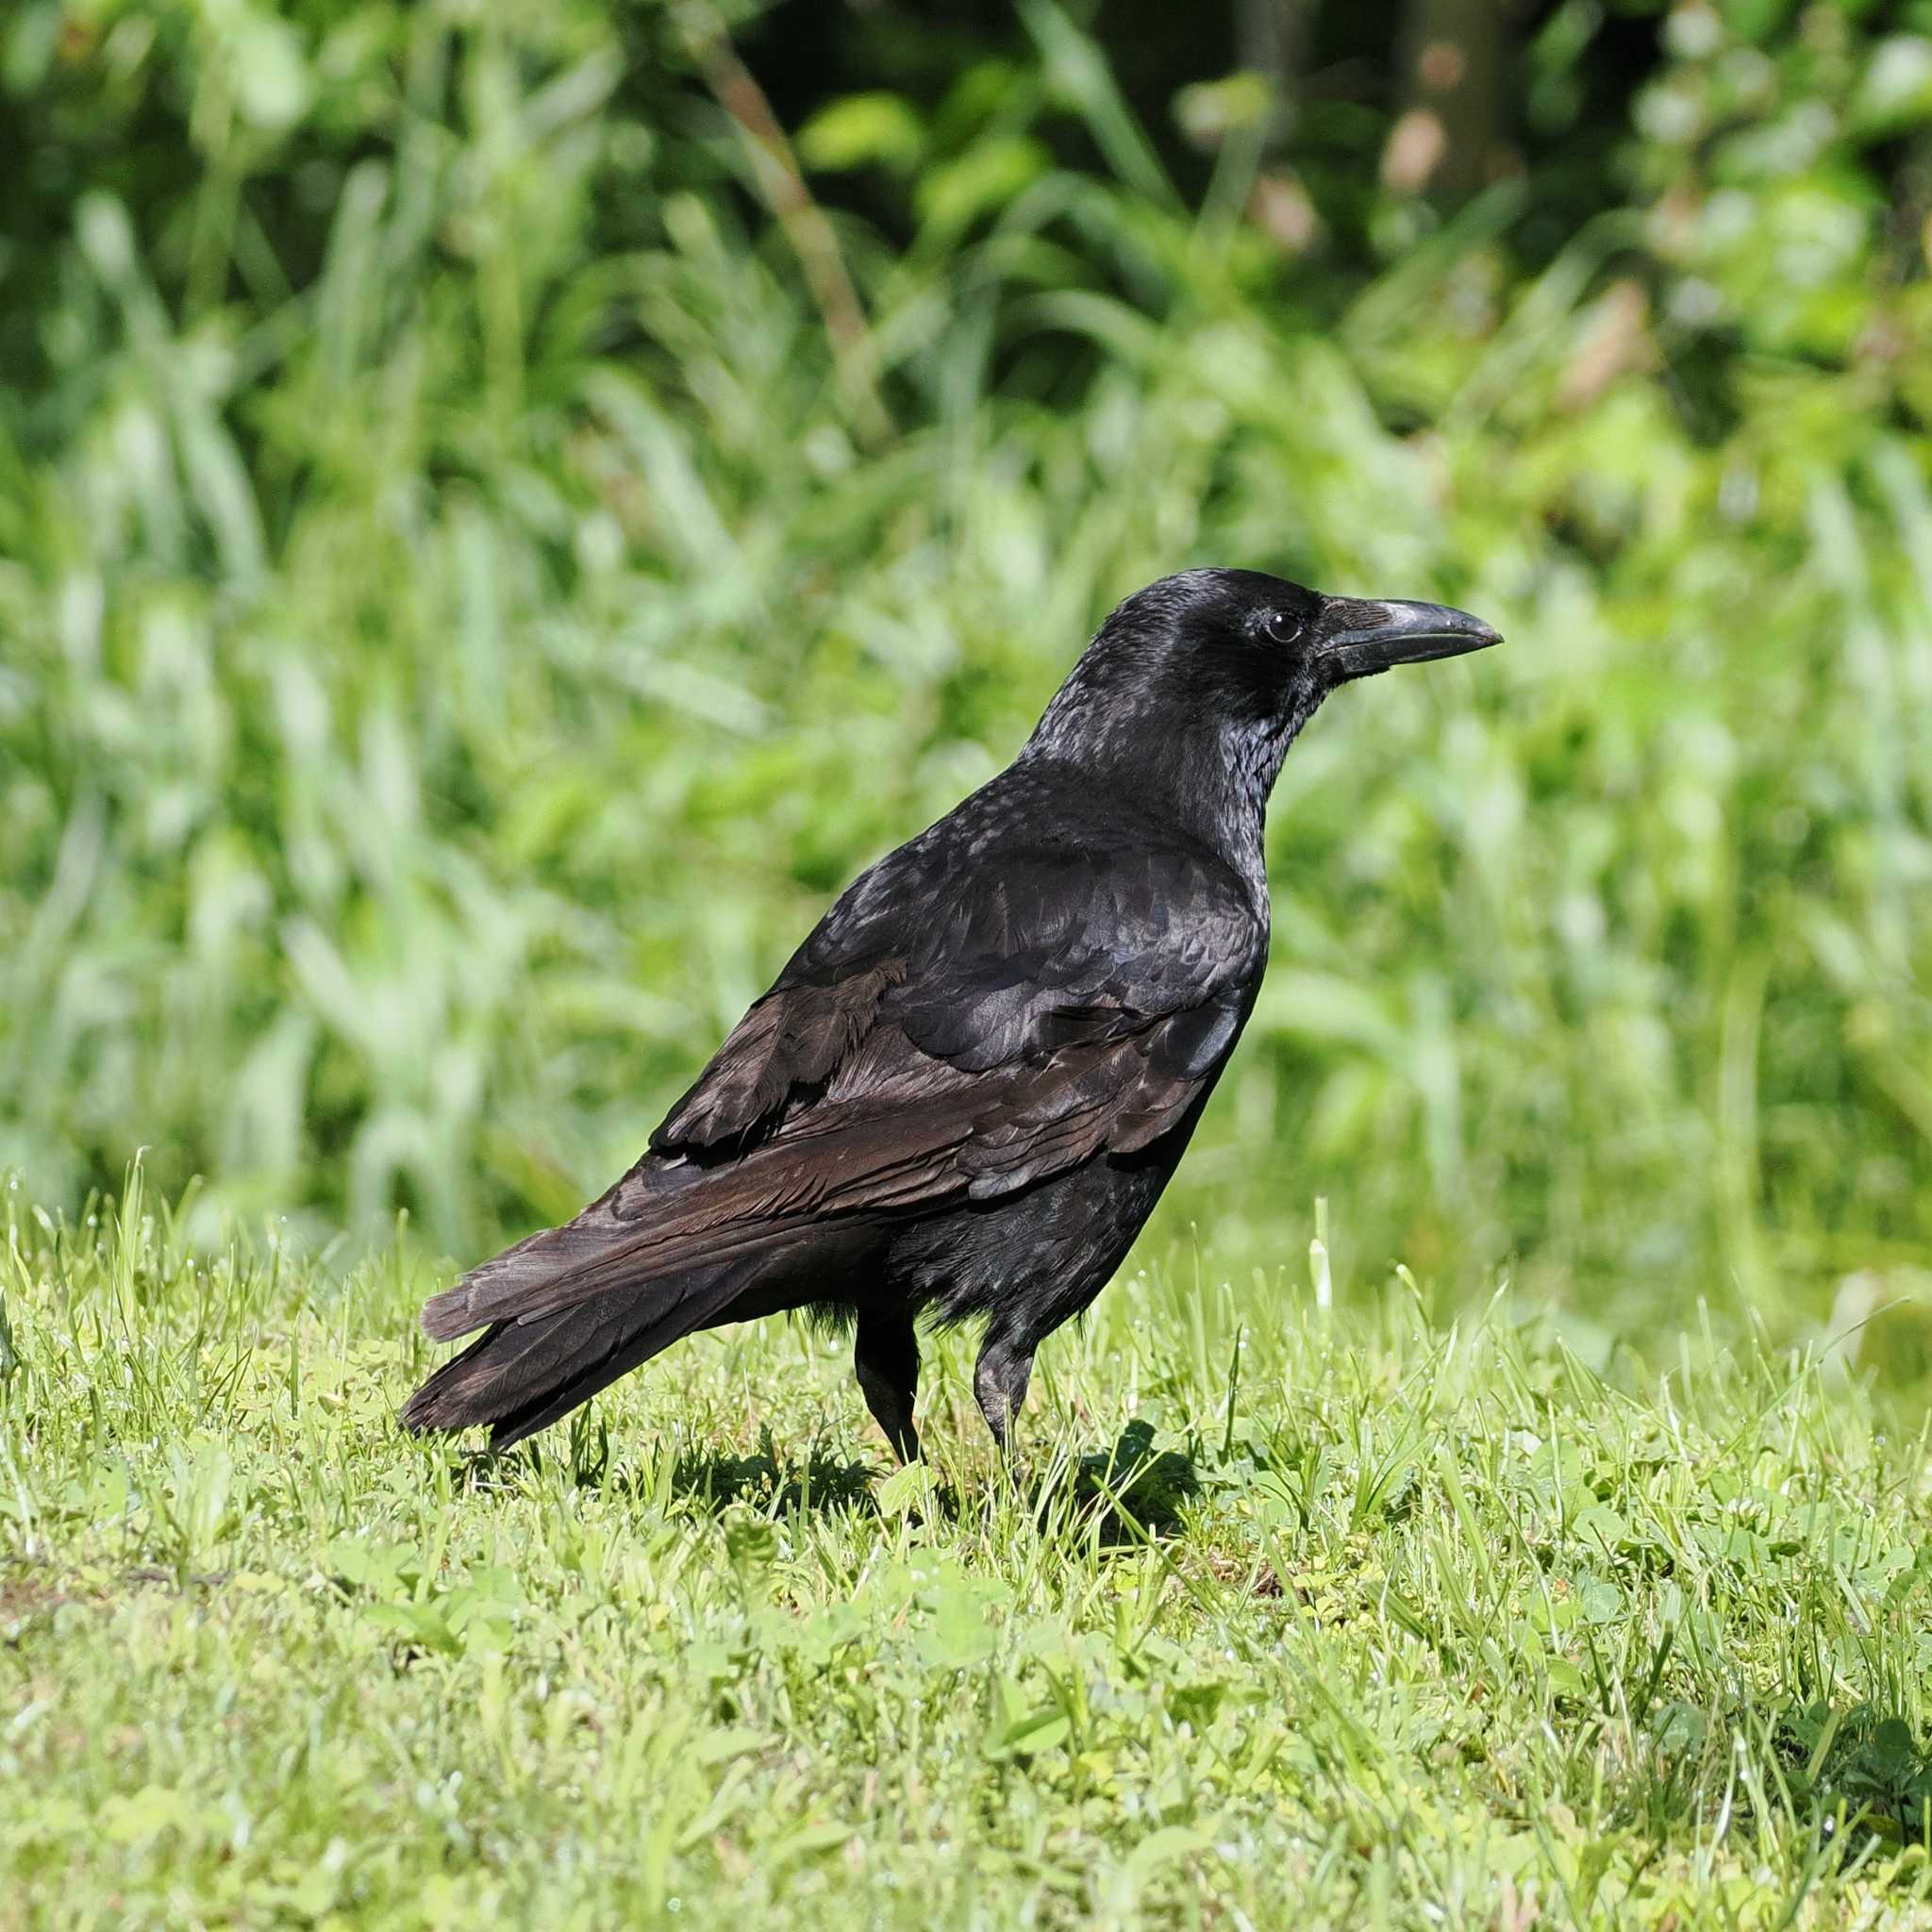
[973,1330,1037,1456]
[854,1308,921,1463]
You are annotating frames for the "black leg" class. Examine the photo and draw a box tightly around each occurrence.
[854,1308,921,1462]
[973,1329,1036,1455]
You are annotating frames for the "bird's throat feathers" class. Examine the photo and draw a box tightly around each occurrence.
[1020,594,1324,872]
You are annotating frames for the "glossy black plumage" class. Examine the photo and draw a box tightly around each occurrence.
[401,569,1498,1457]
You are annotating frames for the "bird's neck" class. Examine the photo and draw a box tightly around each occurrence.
[1020,696,1313,892]
[1153,719,1291,891]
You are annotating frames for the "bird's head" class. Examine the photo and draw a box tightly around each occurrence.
[1086,565,1499,712]
[1026,568,1500,824]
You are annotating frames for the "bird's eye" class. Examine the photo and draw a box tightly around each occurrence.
[1263,611,1303,646]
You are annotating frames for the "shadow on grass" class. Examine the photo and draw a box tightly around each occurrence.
[435,1427,887,1520]
[1044,1420,1201,1542]
[670,1434,881,1518]
[1777,1702,1932,1846]
[443,1409,1202,1540]
[1594,1695,1932,1896]
[665,1420,1203,1540]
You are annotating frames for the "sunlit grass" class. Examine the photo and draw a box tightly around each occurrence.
[4,7,1930,1925]
[7,1175,1932,1925]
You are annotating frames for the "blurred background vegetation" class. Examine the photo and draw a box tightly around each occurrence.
[2,0,1928,1363]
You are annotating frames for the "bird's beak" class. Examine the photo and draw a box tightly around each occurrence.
[1315,597,1502,682]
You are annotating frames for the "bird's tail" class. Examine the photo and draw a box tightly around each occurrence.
[399,1246,758,1451]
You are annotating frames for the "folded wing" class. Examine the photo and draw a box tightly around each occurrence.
[414,815,1264,1349]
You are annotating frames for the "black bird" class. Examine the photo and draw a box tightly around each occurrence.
[402,570,1498,1459]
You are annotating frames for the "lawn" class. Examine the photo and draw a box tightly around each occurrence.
[7,1171,1932,1929]
[5,4,1931,1925]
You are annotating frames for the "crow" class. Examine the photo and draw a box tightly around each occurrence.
[402,569,1498,1459]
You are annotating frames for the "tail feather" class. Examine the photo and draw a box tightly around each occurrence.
[421,1220,591,1341]
[404,1164,883,1447]
[401,1257,753,1448]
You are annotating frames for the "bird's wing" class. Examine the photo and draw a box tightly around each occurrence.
[425,821,1263,1338]
[654,819,1260,1147]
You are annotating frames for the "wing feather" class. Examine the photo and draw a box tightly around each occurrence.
[429,793,1267,1340]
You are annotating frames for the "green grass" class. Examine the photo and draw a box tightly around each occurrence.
[8,1172,1932,1928]
[4,9,1930,1924]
